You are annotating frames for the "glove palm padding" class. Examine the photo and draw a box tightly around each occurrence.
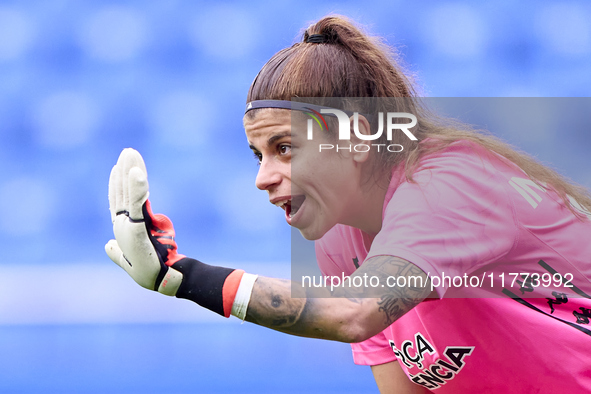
[105,148,183,296]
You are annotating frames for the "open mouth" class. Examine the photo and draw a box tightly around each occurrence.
[289,195,306,218]
[274,195,306,220]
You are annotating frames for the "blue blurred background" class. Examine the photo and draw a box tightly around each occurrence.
[0,0,590,393]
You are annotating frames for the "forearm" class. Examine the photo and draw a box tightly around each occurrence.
[244,256,431,343]
[244,277,368,342]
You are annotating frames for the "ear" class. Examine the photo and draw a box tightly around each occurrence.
[348,114,372,164]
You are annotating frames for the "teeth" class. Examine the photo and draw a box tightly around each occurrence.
[273,199,291,209]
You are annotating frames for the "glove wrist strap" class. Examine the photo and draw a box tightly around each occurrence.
[170,257,243,317]
[231,273,258,320]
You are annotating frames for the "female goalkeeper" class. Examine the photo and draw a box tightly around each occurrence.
[106,15,591,393]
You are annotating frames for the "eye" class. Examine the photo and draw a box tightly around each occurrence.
[253,151,262,165]
[278,144,291,155]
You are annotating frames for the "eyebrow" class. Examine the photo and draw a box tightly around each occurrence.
[249,131,291,151]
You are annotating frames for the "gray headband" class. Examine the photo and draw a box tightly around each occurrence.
[244,100,355,118]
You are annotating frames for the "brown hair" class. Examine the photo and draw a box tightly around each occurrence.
[246,15,591,217]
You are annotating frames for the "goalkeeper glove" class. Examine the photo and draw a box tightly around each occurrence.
[105,148,247,317]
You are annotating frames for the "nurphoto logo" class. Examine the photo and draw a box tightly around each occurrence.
[304,107,418,153]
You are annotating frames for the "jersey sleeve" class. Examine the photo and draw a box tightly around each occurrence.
[367,142,518,297]
[350,330,398,366]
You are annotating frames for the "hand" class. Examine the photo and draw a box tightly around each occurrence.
[105,148,184,296]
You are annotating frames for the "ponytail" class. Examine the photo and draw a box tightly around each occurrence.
[246,15,417,102]
[302,17,416,98]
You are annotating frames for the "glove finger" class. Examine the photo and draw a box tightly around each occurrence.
[105,239,132,274]
[113,153,126,217]
[117,150,131,210]
[118,148,148,212]
[125,148,148,175]
[128,166,149,220]
[108,164,119,223]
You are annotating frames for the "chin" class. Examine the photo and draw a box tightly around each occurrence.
[296,225,329,241]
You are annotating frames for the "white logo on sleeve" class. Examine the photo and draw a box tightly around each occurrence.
[509,177,591,219]
[509,177,546,209]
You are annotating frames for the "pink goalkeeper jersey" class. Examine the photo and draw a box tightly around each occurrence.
[315,140,591,393]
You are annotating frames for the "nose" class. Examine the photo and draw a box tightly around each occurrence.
[255,158,283,191]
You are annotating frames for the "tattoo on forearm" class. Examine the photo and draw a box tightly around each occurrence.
[245,255,430,341]
[378,293,423,326]
[245,278,307,328]
[344,255,431,326]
